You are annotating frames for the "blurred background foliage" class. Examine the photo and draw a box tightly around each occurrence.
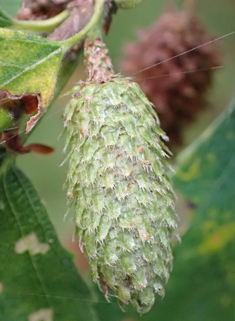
[2,0,235,320]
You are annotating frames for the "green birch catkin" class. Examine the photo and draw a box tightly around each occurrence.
[63,36,178,314]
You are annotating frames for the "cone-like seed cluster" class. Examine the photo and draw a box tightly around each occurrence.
[121,7,221,146]
[64,38,178,314]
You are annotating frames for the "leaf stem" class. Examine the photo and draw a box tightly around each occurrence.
[11,10,69,33]
[59,0,106,53]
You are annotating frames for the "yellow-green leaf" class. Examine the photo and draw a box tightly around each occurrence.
[0,28,64,131]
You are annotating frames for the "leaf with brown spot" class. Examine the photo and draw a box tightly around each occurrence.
[0,28,64,132]
[0,160,98,321]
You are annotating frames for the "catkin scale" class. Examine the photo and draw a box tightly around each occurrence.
[64,37,178,314]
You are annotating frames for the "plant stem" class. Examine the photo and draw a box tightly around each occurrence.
[11,10,69,33]
[84,26,114,82]
[60,0,106,53]
[0,150,15,175]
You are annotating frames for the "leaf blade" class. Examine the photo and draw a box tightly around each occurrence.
[0,162,98,321]
[0,28,63,105]
[0,28,64,131]
[0,9,12,28]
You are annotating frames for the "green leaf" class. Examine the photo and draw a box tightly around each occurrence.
[162,100,235,321]
[0,9,12,28]
[26,43,82,139]
[94,101,235,320]
[0,28,64,131]
[0,161,98,321]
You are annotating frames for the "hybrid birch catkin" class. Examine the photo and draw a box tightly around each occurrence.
[63,36,178,314]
